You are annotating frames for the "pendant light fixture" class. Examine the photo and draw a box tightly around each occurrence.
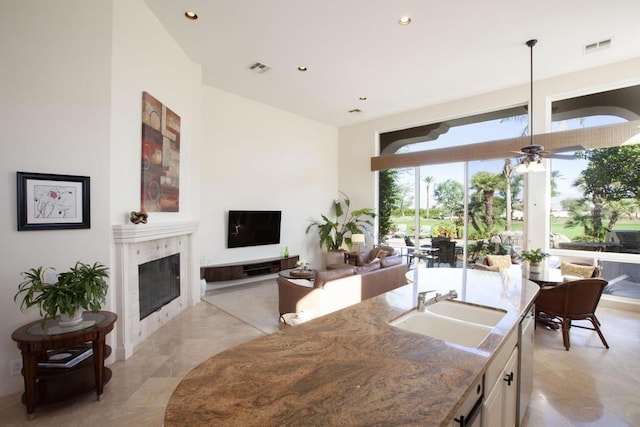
[516,39,545,173]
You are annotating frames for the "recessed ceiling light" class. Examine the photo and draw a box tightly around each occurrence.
[297,66,308,72]
[185,11,198,20]
[359,96,367,101]
[398,16,412,25]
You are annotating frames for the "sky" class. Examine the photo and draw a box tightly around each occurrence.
[396,115,625,210]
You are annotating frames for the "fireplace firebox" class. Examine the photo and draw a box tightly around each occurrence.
[138,254,180,320]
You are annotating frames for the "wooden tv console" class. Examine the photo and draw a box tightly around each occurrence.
[200,255,299,283]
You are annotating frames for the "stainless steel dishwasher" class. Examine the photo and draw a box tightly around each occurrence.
[518,304,535,425]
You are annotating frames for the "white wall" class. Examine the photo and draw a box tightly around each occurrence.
[200,87,339,270]
[0,0,338,398]
[109,0,203,358]
[0,1,113,396]
[338,57,640,252]
[110,0,202,225]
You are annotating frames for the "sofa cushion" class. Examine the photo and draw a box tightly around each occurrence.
[314,268,355,288]
[380,255,402,268]
[486,255,512,271]
[560,262,596,278]
[355,262,380,273]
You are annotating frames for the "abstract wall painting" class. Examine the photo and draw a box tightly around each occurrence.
[141,92,180,212]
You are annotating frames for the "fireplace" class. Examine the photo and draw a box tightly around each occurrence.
[138,253,180,320]
[113,220,198,360]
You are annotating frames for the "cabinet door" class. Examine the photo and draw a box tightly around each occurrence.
[483,346,519,427]
[502,348,519,427]
[482,377,504,427]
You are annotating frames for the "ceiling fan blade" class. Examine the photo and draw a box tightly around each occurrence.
[547,153,577,160]
[547,145,585,153]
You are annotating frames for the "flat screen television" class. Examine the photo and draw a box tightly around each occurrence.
[227,210,282,248]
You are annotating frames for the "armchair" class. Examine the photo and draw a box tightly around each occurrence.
[535,278,609,351]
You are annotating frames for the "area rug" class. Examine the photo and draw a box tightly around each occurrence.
[201,279,280,334]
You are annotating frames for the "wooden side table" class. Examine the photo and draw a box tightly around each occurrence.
[343,252,363,266]
[11,311,117,419]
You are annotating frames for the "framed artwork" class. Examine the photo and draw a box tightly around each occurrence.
[16,172,90,231]
[141,91,180,212]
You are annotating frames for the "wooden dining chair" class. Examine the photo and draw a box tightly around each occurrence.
[535,278,609,351]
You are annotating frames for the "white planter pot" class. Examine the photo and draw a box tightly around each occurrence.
[59,309,83,327]
[529,263,542,274]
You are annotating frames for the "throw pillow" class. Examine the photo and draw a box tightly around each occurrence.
[375,249,389,259]
[486,255,512,270]
[560,262,595,278]
[562,274,583,283]
[367,257,380,265]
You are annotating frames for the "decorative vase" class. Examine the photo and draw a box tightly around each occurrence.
[59,309,83,327]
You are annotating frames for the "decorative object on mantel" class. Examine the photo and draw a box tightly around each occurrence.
[306,191,375,265]
[130,210,148,224]
[14,261,109,329]
[141,91,181,213]
[519,248,549,274]
[16,171,91,231]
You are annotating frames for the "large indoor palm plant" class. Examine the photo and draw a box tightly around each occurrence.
[306,192,376,253]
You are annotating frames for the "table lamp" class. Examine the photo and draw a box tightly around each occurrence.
[351,234,365,252]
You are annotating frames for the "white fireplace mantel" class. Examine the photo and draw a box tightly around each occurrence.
[113,220,199,244]
[112,220,199,360]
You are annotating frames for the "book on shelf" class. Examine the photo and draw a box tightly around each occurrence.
[38,343,93,368]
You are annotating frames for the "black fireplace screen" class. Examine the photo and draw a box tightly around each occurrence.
[138,253,180,320]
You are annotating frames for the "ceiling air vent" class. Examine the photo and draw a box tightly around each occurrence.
[249,62,271,73]
[584,38,612,54]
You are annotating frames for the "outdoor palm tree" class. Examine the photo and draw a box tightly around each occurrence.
[471,171,505,231]
[423,176,434,219]
[502,160,513,231]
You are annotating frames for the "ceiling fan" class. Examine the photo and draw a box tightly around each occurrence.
[514,39,587,171]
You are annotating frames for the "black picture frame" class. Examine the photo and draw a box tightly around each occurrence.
[17,172,91,231]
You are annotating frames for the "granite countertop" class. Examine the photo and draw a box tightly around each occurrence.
[165,267,539,426]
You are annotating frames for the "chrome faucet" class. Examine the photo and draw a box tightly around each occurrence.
[417,289,458,312]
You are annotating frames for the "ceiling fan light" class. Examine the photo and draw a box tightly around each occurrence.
[529,160,545,172]
[516,159,529,173]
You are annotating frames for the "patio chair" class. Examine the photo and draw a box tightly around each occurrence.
[534,278,609,351]
[433,240,456,268]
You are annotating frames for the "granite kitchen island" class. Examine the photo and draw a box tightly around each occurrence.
[165,267,538,426]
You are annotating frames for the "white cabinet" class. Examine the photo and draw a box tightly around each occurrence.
[502,349,518,427]
[482,330,519,427]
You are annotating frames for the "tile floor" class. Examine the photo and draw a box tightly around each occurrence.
[1,281,638,426]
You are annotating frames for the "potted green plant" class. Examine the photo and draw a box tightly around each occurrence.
[432,220,457,239]
[519,249,549,273]
[306,192,375,264]
[14,261,109,328]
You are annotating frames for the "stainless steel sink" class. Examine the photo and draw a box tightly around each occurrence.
[389,301,506,347]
